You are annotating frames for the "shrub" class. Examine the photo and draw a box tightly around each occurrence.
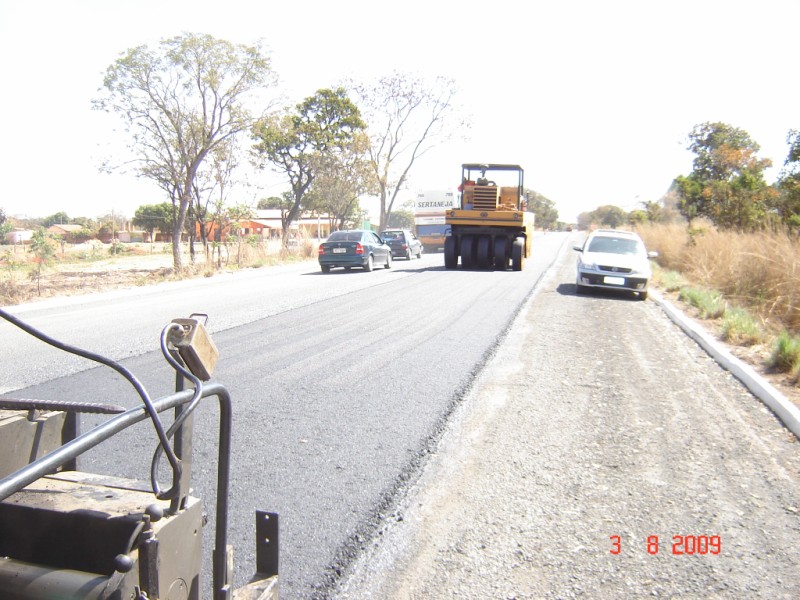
[638,223,800,332]
[653,267,688,293]
[721,307,764,346]
[678,287,727,319]
[768,331,800,380]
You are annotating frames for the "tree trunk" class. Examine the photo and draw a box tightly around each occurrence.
[172,194,191,272]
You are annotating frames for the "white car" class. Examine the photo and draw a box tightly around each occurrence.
[573,229,658,300]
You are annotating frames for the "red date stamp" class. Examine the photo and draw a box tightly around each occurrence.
[610,535,721,555]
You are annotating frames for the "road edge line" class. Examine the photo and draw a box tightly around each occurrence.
[650,289,800,439]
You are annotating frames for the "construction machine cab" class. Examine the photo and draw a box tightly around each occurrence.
[459,163,525,212]
[446,163,534,271]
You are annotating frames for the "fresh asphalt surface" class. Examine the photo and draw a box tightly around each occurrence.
[1,232,567,598]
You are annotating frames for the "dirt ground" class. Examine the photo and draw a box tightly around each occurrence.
[0,242,182,304]
[335,249,800,599]
[1,251,176,305]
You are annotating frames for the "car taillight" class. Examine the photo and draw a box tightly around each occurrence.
[355,243,364,255]
[401,243,409,250]
[318,246,325,255]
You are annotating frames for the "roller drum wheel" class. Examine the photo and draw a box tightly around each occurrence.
[444,236,458,269]
[460,235,477,269]
[511,238,525,271]
[493,237,509,270]
[476,235,492,269]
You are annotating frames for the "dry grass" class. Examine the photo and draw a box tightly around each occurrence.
[637,222,800,333]
[0,239,317,306]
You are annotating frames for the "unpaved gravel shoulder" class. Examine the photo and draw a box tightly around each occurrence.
[335,244,800,599]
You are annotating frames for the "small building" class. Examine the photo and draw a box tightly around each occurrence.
[47,224,86,243]
[197,210,333,242]
[253,210,333,239]
[5,229,33,244]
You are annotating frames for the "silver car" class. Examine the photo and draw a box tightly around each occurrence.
[573,229,658,300]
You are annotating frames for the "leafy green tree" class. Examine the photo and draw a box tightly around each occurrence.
[42,212,70,227]
[71,216,97,230]
[257,196,286,210]
[133,203,174,242]
[643,200,663,223]
[302,132,374,232]
[386,210,415,228]
[95,33,278,271]
[29,228,56,295]
[591,205,627,228]
[252,87,365,246]
[0,208,10,242]
[775,129,800,232]
[526,190,558,230]
[348,72,467,230]
[673,122,773,230]
[628,209,648,225]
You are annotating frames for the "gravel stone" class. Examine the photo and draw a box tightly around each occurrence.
[334,245,800,600]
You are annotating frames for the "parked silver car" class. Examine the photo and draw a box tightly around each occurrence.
[573,229,658,300]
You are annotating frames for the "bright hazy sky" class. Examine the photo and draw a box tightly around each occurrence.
[1,0,797,222]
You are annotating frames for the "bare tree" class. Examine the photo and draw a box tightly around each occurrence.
[348,72,468,230]
[192,138,239,263]
[94,33,278,271]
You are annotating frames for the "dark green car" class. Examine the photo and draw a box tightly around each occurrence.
[318,230,392,273]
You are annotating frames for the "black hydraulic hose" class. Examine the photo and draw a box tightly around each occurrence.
[150,323,204,500]
[0,307,182,495]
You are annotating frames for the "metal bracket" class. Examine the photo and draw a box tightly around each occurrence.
[255,511,279,578]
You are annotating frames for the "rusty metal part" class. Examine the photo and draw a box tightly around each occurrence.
[0,397,126,414]
[0,383,235,600]
[0,307,184,502]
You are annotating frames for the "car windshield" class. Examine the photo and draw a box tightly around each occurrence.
[587,236,641,255]
[328,231,363,242]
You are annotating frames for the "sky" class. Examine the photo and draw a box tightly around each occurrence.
[1,0,797,223]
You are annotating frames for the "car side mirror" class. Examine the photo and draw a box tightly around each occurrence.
[573,245,582,252]
[648,251,659,258]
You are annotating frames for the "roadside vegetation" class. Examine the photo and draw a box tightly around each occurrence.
[573,121,800,389]
[0,236,318,306]
[639,222,800,386]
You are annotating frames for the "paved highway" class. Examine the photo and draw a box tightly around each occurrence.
[1,232,567,598]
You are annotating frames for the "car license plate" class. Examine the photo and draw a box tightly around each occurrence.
[603,276,625,285]
[333,248,347,253]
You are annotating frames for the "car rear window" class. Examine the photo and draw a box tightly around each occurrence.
[328,231,363,242]
[382,231,403,240]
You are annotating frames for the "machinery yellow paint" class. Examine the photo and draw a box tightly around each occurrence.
[444,164,535,271]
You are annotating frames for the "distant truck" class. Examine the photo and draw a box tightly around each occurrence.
[444,163,535,271]
[414,190,458,252]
